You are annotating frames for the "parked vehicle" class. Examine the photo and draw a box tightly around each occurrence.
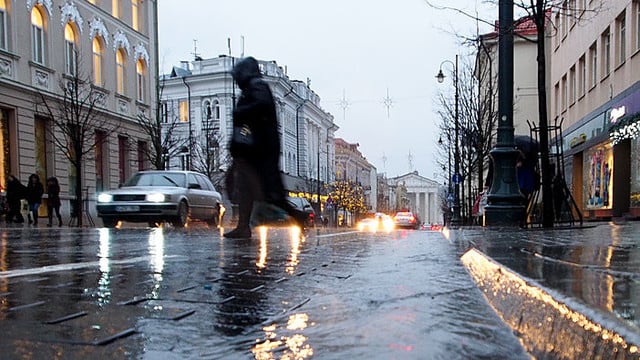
[286,196,315,228]
[393,211,419,229]
[96,170,222,228]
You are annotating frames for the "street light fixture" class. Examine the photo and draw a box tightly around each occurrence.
[436,55,461,226]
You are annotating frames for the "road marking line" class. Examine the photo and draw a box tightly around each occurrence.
[0,255,181,279]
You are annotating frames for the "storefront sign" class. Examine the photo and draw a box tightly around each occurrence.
[569,133,587,148]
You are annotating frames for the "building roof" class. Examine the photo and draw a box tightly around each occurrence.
[480,8,552,41]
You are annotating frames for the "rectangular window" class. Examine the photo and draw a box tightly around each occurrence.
[617,11,626,66]
[112,0,121,18]
[65,41,76,76]
[132,0,139,31]
[179,100,189,123]
[554,83,560,117]
[561,75,568,110]
[569,66,576,105]
[636,0,640,51]
[34,117,49,184]
[137,140,146,171]
[0,7,6,50]
[561,1,568,38]
[0,108,11,187]
[118,135,129,185]
[589,42,597,88]
[578,55,586,97]
[95,130,107,192]
[32,25,44,64]
[602,28,611,77]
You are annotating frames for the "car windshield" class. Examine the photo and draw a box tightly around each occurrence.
[122,173,186,187]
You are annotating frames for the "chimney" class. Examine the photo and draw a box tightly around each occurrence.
[180,61,190,71]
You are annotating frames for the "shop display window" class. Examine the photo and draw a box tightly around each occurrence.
[584,145,613,209]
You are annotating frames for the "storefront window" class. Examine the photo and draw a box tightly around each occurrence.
[0,109,10,192]
[584,145,613,209]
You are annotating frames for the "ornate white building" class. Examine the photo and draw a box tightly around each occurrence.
[0,0,158,220]
[388,171,444,225]
[160,55,337,202]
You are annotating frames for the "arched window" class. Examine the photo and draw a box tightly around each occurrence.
[203,100,211,119]
[31,6,45,64]
[136,58,146,101]
[0,0,7,50]
[116,48,126,94]
[92,36,104,86]
[64,23,77,75]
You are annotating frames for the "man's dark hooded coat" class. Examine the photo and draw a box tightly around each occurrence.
[229,57,287,205]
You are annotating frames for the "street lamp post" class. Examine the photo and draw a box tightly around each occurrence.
[483,0,525,226]
[436,55,461,226]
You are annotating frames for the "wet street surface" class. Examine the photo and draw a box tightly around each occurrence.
[0,225,527,359]
[454,222,640,359]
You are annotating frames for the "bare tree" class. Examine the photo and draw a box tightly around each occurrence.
[35,54,118,227]
[191,118,234,195]
[427,0,604,227]
[134,80,186,170]
[436,55,497,223]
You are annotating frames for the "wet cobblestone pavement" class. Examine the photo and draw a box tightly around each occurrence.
[0,226,527,359]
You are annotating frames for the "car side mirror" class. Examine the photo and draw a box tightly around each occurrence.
[188,183,201,189]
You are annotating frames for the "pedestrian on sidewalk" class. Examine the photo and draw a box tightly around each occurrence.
[224,56,304,239]
[46,177,63,227]
[26,174,44,226]
[5,175,26,223]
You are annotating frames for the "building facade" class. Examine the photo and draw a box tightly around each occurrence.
[388,171,443,226]
[334,137,377,215]
[159,55,337,207]
[0,0,158,219]
[550,0,640,219]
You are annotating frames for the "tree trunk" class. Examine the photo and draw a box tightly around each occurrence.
[536,13,554,228]
[75,155,83,227]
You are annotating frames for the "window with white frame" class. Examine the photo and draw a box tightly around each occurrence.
[616,11,626,66]
[116,48,126,94]
[179,100,188,123]
[136,58,146,102]
[64,23,77,75]
[31,6,45,64]
[0,0,7,50]
[92,36,104,86]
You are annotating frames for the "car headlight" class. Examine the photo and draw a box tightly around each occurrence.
[146,192,165,202]
[97,193,113,203]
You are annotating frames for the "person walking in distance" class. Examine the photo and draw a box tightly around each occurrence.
[26,174,44,226]
[5,175,26,223]
[46,177,63,227]
[224,56,305,239]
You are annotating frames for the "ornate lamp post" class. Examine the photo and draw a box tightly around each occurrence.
[483,0,525,226]
[436,55,461,226]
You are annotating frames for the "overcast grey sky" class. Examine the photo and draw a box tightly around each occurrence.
[158,0,494,181]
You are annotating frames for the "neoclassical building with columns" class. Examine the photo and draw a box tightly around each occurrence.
[388,171,444,225]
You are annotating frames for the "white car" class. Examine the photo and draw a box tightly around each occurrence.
[96,170,222,228]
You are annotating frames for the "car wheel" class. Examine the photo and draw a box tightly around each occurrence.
[102,218,118,228]
[172,201,189,228]
[205,206,219,227]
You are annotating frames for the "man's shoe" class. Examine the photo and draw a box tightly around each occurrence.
[224,227,251,239]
